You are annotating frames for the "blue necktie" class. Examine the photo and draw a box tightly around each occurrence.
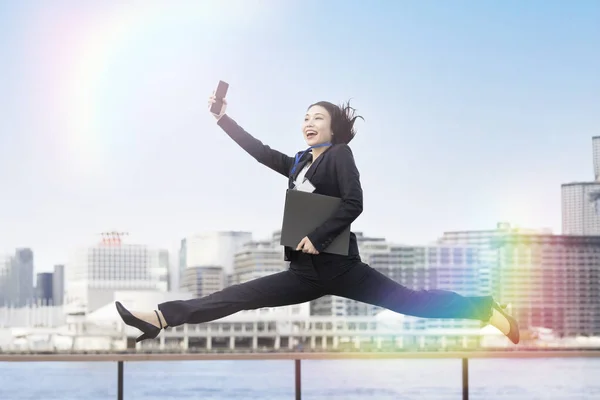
[290,143,331,175]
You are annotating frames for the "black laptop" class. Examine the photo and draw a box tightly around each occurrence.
[279,189,351,255]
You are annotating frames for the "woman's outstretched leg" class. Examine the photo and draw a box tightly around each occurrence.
[158,270,323,327]
[329,262,493,319]
[328,262,519,343]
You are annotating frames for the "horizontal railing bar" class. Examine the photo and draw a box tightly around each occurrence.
[0,350,599,362]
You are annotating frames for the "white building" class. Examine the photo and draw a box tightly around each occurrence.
[0,249,34,307]
[309,232,492,330]
[438,221,551,246]
[561,136,600,235]
[52,264,65,306]
[562,182,600,235]
[438,222,549,291]
[593,135,600,181]
[232,240,286,285]
[0,253,11,306]
[179,231,252,283]
[64,237,169,314]
[181,266,225,298]
[311,234,390,317]
[491,234,600,337]
[232,235,309,317]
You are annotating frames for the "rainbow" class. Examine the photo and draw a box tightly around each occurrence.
[20,1,267,178]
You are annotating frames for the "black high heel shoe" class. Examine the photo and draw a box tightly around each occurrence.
[115,301,163,343]
[492,301,520,345]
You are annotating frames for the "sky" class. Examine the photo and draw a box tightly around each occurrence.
[0,0,599,272]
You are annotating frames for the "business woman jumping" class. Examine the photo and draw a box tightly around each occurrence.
[116,92,520,345]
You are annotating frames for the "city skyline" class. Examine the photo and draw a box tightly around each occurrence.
[1,1,599,271]
[3,221,599,340]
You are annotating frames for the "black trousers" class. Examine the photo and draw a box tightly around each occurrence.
[159,255,494,327]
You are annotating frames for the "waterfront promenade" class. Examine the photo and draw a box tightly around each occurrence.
[2,350,599,400]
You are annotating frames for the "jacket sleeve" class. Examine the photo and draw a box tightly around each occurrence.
[307,144,363,252]
[217,114,294,178]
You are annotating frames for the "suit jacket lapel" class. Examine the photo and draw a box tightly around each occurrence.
[303,145,332,182]
[288,152,312,188]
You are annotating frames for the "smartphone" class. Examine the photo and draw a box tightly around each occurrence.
[210,80,229,114]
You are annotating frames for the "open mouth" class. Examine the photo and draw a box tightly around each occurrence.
[306,130,317,138]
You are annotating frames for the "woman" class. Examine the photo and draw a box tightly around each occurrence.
[116,93,520,345]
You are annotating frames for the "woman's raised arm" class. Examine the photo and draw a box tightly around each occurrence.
[209,95,293,178]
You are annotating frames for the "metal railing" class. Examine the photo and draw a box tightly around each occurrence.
[1,350,599,400]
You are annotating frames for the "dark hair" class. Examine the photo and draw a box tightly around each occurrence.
[308,99,364,144]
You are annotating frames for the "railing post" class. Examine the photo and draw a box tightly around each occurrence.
[295,359,301,400]
[118,360,124,400]
[462,358,468,400]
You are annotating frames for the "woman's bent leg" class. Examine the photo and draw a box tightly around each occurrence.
[329,262,493,321]
[159,270,323,327]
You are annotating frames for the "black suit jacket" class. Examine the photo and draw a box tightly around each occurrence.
[217,114,363,265]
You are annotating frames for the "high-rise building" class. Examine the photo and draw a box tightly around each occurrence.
[561,136,600,235]
[52,264,65,306]
[309,232,491,330]
[0,253,11,307]
[16,248,34,306]
[158,250,170,291]
[232,240,286,285]
[439,222,551,246]
[593,136,600,181]
[562,182,600,235]
[179,231,252,284]
[0,249,35,307]
[310,233,388,317]
[388,243,492,331]
[36,272,54,304]
[64,234,169,314]
[231,235,309,316]
[390,244,491,296]
[490,234,600,336]
[181,266,225,298]
[439,223,600,336]
[439,222,551,297]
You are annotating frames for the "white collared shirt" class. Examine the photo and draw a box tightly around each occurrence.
[293,161,312,188]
